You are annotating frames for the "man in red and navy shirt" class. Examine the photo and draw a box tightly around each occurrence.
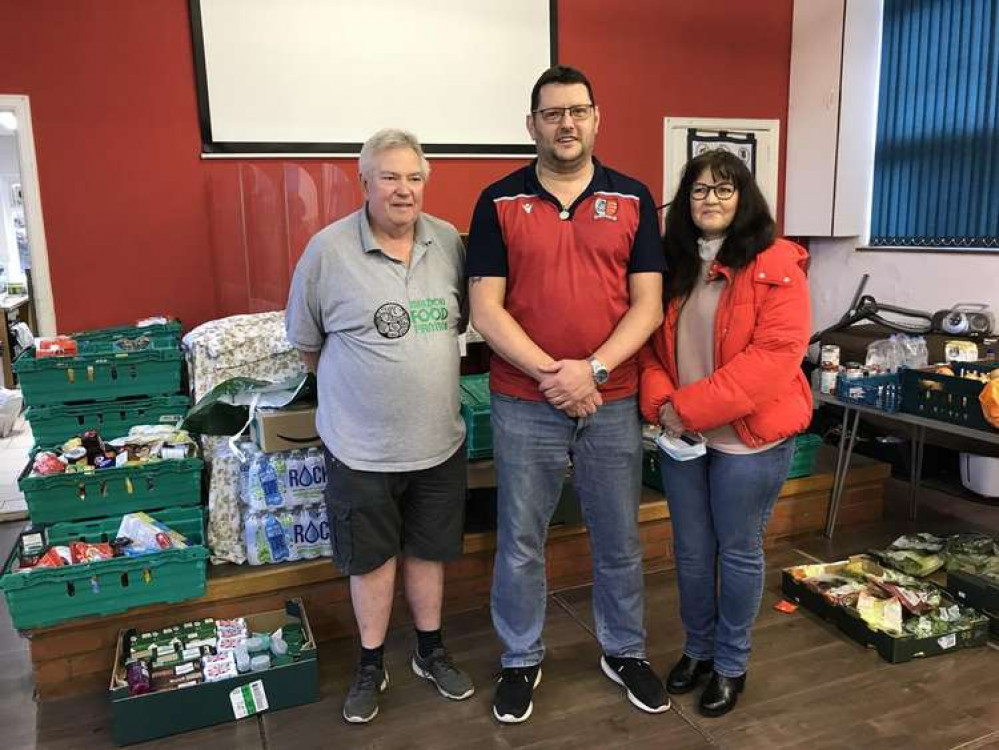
[467,65,668,724]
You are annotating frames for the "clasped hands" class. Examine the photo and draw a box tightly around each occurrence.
[538,359,602,418]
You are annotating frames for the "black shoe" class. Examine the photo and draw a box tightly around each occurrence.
[600,656,670,714]
[699,672,745,718]
[493,665,542,724]
[666,655,714,695]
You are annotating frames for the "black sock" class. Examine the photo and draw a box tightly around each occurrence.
[360,644,384,669]
[416,628,443,657]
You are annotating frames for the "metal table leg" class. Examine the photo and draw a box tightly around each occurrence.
[825,408,861,538]
[909,424,927,520]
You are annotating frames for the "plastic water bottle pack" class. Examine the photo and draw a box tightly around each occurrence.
[238,443,332,566]
[241,444,327,511]
[243,504,332,566]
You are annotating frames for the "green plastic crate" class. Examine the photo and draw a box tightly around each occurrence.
[0,542,208,631]
[46,505,206,548]
[787,433,823,479]
[643,432,823,490]
[19,457,204,525]
[72,320,182,354]
[460,373,492,459]
[15,348,184,406]
[25,394,190,447]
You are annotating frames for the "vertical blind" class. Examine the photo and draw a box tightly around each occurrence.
[870,0,999,249]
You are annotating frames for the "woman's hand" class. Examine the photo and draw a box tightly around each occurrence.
[658,402,685,437]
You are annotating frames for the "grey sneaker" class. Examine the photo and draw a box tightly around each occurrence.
[411,647,475,700]
[343,663,389,723]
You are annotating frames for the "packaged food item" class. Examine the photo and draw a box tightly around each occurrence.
[117,512,190,552]
[35,336,78,358]
[32,451,66,476]
[126,660,152,697]
[70,541,114,564]
[250,654,271,672]
[202,652,239,682]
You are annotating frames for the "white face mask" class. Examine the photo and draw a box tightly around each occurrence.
[655,433,707,462]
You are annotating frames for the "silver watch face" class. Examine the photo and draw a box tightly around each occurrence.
[590,359,609,385]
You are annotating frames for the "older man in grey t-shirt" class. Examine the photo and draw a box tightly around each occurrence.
[286,128,472,724]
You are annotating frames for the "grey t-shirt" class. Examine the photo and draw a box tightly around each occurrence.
[285,208,466,471]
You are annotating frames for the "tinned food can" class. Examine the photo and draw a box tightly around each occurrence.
[820,344,840,369]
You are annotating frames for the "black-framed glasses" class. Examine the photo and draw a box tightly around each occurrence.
[691,182,737,201]
[533,104,595,124]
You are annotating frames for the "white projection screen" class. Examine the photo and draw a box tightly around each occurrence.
[189,0,557,157]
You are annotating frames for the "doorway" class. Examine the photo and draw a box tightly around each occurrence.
[0,95,55,339]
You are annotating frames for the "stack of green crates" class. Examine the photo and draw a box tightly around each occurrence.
[460,373,492,459]
[1,506,208,630]
[2,319,208,631]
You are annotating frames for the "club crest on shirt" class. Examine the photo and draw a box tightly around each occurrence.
[373,302,411,339]
[594,197,618,221]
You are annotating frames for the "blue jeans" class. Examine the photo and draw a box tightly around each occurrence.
[490,394,646,668]
[658,440,794,678]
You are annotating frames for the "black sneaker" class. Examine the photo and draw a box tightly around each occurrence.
[342,663,389,723]
[600,655,670,714]
[492,664,542,724]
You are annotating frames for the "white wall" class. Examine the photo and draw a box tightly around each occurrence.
[0,133,19,277]
[809,237,999,332]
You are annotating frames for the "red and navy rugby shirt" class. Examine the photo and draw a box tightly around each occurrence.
[467,159,665,402]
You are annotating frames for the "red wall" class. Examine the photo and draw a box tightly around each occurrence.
[0,0,792,332]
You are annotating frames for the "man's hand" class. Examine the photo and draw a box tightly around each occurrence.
[658,402,685,437]
[563,392,603,418]
[538,359,599,409]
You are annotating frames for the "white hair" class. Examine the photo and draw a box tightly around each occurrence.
[358,128,430,180]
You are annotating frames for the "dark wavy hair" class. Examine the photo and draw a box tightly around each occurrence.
[663,149,776,301]
[530,65,595,111]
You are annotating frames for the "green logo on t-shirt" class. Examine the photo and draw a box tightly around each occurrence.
[409,297,449,334]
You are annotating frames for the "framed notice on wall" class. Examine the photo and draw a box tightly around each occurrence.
[662,117,780,214]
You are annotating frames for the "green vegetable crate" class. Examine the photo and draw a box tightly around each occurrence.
[109,599,319,746]
[786,433,823,479]
[18,457,204,525]
[25,394,190,447]
[72,320,182,354]
[15,348,184,406]
[0,506,208,630]
[460,373,492,459]
[782,561,989,663]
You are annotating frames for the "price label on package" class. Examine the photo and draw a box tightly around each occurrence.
[230,680,270,719]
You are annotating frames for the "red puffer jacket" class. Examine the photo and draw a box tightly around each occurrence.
[639,238,813,448]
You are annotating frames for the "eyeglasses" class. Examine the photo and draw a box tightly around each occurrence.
[533,104,595,124]
[691,182,737,201]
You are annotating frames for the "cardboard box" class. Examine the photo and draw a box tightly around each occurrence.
[110,599,319,746]
[252,405,321,453]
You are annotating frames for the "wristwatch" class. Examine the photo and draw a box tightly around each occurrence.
[587,356,609,386]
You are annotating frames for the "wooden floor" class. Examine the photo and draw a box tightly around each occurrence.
[1,479,998,749]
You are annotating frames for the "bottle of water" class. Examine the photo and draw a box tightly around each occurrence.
[306,448,327,497]
[286,450,306,506]
[244,512,272,565]
[259,457,283,508]
[264,512,289,562]
[244,512,261,566]
[313,503,332,557]
[277,509,300,562]
[296,505,320,559]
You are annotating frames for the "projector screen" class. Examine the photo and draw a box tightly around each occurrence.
[189,0,557,157]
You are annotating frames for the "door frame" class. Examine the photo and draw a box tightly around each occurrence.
[0,94,56,336]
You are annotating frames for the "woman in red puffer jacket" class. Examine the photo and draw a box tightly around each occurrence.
[639,149,811,719]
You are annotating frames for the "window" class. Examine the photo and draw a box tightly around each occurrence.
[870,0,998,250]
